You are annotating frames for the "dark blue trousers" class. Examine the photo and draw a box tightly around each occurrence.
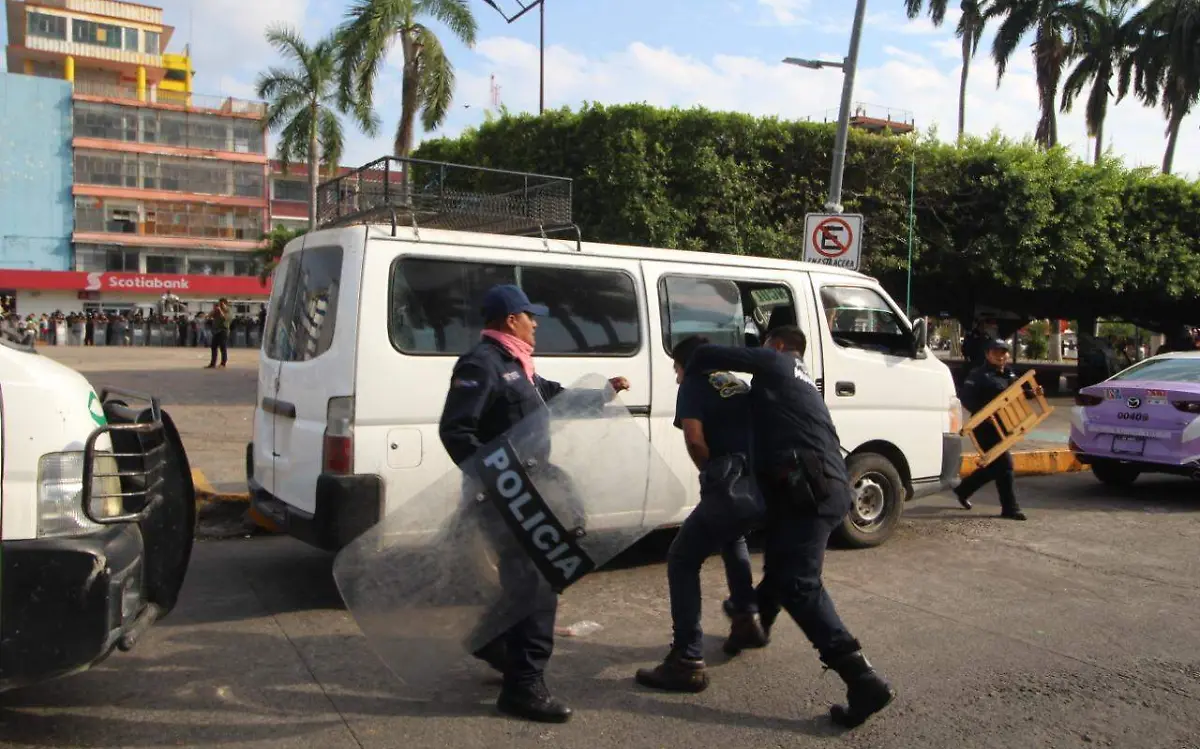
[756,474,861,662]
[667,496,758,660]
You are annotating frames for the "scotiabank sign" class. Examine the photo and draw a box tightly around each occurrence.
[0,269,272,296]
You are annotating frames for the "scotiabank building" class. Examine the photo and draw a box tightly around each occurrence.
[0,269,273,317]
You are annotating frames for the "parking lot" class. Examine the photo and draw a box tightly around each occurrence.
[2,348,1197,749]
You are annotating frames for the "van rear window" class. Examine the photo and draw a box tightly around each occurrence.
[264,246,343,362]
[389,257,641,356]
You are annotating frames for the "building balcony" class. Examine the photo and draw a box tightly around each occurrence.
[25,34,163,70]
[73,78,267,118]
[27,0,167,27]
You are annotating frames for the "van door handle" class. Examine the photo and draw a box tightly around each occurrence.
[835,381,856,397]
[263,397,296,419]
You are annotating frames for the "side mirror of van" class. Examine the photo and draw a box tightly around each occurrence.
[911,318,929,359]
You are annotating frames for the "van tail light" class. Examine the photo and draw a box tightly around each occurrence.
[323,396,354,475]
[1172,400,1200,414]
[1075,393,1103,406]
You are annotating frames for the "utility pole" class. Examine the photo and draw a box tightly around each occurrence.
[783,0,869,213]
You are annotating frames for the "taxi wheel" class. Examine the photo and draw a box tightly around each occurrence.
[836,453,904,549]
[1091,459,1141,487]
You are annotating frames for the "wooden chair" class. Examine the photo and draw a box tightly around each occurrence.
[961,370,1055,468]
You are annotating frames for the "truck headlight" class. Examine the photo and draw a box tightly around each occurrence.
[37,452,125,538]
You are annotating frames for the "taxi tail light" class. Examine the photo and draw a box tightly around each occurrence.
[1171,400,1200,414]
[1075,393,1103,407]
[322,396,354,475]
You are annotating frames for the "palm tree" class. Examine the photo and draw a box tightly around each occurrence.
[336,0,479,158]
[256,26,379,230]
[988,0,1082,149]
[1060,0,1135,164]
[905,0,992,142]
[1120,0,1200,174]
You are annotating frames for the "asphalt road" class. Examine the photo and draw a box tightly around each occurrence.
[2,474,1198,749]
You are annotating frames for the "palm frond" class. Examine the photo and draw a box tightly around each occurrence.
[416,28,455,131]
[418,0,479,46]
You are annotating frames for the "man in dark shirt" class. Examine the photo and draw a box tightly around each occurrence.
[635,336,767,693]
[438,284,629,724]
[687,325,895,729]
[955,339,1038,520]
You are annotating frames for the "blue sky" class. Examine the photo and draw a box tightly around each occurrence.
[4,0,1196,176]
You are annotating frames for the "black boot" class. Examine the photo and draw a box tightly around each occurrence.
[1001,507,1027,521]
[635,647,709,693]
[497,678,572,723]
[825,651,895,729]
[953,485,973,510]
[723,613,769,655]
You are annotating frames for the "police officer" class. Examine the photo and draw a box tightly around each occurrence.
[688,325,895,729]
[635,335,767,693]
[438,284,629,724]
[955,338,1038,520]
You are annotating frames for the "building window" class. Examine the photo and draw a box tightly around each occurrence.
[273,179,308,202]
[144,30,160,54]
[107,249,139,272]
[164,68,188,83]
[124,27,139,52]
[145,256,182,274]
[389,258,641,356]
[73,19,125,49]
[27,11,67,40]
[188,258,228,276]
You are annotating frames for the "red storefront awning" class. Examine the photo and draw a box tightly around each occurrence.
[0,269,273,296]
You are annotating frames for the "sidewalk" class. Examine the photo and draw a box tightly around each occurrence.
[959,396,1081,478]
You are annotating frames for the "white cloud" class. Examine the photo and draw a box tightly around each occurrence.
[413,35,1197,179]
[757,0,810,25]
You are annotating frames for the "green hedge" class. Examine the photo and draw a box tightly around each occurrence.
[414,103,1200,329]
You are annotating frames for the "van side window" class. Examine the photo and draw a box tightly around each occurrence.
[390,258,641,356]
[820,285,912,356]
[659,275,796,352]
[264,247,343,362]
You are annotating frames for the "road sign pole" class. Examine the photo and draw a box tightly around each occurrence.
[826,0,869,214]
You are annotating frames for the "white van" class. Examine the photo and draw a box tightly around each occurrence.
[248,222,963,551]
[0,333,195,691]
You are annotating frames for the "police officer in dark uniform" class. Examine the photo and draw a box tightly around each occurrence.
[955,338,1038,520]
[687,326,895,729]
[635,335,767,693]
[438,284,630,724]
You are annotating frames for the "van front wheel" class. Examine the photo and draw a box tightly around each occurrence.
[835,453,904,549]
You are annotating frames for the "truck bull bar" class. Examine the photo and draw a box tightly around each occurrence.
[81,388,169,525]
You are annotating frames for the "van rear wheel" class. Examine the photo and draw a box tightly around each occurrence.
[835,453,904,549]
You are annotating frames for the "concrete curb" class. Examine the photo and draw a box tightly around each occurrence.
[192,469,251,503]
[961,449,1084,478]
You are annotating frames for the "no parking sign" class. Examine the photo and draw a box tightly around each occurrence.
[803,213,864,270]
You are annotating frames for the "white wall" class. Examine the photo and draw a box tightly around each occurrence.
[14,290,78,317]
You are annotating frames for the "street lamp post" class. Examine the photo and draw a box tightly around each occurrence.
[783,0,869,213]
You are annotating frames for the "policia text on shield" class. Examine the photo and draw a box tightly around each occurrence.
[437,284,630,724]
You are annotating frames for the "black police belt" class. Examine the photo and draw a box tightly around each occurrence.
[470,436,595,594]
[764,448,832,511]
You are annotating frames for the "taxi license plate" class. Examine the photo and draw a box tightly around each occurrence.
[1111,435,1146,456]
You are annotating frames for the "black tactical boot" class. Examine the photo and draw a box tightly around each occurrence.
[723,613,769,655]
[953,485,973,510]
[1001,508,1028,521]
[472,638,508,674]
[825,651,896,729]
[635,648,709,693]
[497,678,572,723]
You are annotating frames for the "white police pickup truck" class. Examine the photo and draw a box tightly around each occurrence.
[0,329,195,691]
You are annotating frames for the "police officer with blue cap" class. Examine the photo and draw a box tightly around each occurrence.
[956,338,1039,520]
[439,284,630,723]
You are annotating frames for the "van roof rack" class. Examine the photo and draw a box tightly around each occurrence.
[315,156,581,248]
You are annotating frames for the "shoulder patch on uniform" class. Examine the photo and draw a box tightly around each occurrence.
[708,371,750,398]
[502,370,522,382]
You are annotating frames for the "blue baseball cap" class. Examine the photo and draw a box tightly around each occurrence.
[481,284,548,321]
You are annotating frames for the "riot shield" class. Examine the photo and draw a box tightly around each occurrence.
[333,374,685,694]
